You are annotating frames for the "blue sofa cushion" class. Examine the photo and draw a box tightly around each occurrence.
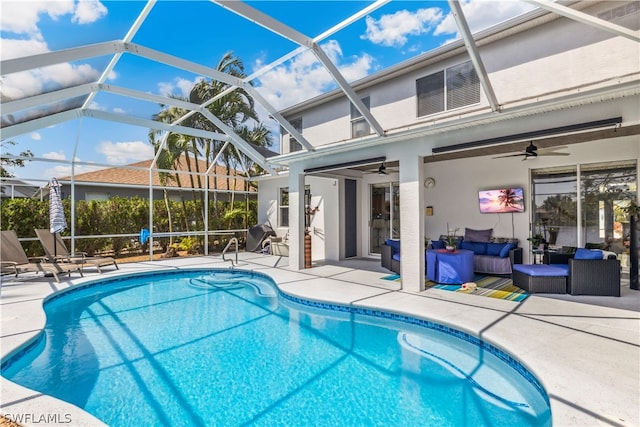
[460,241,487,255]
[431,239,445,250]
[513,264,569,276]
[575,248,603,260]
[486,242,505,256]
[499,243,517,258]
[385,239,401,254]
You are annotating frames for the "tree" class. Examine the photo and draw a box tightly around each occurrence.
[150,52,272,234]
[0,140,33,177]
[189,52,260,208]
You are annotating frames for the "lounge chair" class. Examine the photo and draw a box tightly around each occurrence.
[0,230,83,283]
[35,229,118,273]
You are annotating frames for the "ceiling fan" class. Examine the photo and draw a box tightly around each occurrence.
[493,142,570,160]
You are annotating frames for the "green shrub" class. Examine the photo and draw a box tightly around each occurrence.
[0,196,255,257]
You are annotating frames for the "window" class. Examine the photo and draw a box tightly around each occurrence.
[279,185,311,228]
[350,96,370,138]
[416,61,479,117]
[281,118,302,154]
[279,187,289,227]
[531,161,637,257]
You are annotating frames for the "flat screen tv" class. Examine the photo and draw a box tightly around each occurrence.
[478,187,525,213]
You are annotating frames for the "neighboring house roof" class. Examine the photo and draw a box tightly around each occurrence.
[60,155,254,192]
[0,178,40,199]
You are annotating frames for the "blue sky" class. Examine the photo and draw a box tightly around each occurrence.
[0,0,536,183]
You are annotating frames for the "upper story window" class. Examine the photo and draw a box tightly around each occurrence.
[416,61,479,117]
[281,117,303,154]
[350,96,371,138]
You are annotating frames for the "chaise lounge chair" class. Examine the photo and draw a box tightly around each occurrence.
[35,229,118,273]
[0,230,83,283]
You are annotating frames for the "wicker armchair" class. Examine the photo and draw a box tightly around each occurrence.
[568,258,621,296]
[381,243,400,274]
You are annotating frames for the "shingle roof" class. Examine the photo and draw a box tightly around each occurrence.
[62,155,253,192]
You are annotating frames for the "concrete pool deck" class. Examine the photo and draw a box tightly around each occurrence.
[1,253,638,426]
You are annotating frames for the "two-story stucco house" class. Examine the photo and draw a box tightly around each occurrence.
[256,1,640,291]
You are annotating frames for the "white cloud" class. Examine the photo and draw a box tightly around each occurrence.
[0,1,74,37]
[45,162,104,179]
[362,8,443,47]
[72,0,107,24]
[89,101,106,110]
[42,151,67,161]
[97,140,154,165]
[0,1,106,100]
[434,0,536,38]
[0,38,49,61]
[158,77,201,98]
[0,60,101,99]
[44,154,101,178]
[31,132,42,140]
[254,40,375,111]
[113,107,125,114]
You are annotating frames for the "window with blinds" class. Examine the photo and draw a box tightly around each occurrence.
[416,61,479,117]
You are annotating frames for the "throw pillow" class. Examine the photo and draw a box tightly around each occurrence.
[574,248,603,260]
[499,243,516,258]
[464,227,492,242]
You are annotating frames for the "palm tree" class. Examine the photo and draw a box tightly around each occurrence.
[150,101,196,231]
[149,132,178,251]
[151,52,271,234]
[188,52,259,221]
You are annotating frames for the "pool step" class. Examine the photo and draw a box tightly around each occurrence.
[398,332,532,410]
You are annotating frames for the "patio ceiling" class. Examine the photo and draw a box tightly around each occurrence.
[1,0,638,180]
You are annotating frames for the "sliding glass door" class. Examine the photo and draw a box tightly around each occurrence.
[580,161,637,255]
[370,182,400,255]
[531,160,637,265]
[531,167,578,247]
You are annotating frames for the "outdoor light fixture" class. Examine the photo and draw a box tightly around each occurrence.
[378,163,387,175]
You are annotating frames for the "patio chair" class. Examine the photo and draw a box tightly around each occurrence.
[0,230,83,283]
[35,229,118,273]
[568,258,621,296]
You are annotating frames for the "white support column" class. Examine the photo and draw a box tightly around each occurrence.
[398,151,425,292]
[288,165,306,270]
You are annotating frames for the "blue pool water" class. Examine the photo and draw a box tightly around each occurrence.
[2,269,551,426]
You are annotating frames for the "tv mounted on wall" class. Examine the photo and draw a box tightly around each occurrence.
[478,187,525,213]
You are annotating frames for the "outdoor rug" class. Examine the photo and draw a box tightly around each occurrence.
[381,274,529,302]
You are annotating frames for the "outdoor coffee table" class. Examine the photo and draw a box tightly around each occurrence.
[426,249,474,284]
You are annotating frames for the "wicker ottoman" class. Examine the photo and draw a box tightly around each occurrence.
[512,264,569,294]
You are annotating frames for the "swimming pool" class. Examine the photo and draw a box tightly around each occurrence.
[2,269,551,426]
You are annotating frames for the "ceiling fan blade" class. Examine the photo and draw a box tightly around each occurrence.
[538,145,568,152]
[492,153,527,159]
[538,152,570,156]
